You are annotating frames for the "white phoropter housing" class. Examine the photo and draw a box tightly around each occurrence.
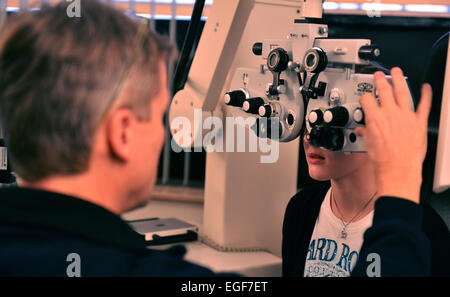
[224,21,414,152]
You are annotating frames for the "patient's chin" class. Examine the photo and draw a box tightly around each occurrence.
[308,168,331,181]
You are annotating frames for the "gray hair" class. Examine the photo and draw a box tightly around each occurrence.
[0,0,175,182]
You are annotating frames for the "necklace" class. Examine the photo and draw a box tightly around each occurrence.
[332,189,377,239]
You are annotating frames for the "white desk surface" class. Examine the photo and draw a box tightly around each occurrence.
[122,199,282,276]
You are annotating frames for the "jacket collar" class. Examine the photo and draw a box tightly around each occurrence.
[0,186,148,253]
[296,182,330,276]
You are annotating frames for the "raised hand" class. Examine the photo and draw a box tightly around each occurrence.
[355,68,432,204]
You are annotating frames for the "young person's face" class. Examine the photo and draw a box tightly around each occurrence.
[303,134,369,181]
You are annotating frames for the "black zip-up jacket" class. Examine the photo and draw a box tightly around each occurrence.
[282,182,450,277]
[0,187,238,277]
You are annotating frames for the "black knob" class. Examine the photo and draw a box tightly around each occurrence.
[259,104,272,118]
[307,126,345,151]
[323,106,349,127]
[242,97,265,114]
[303,47,328,73]
[252,42,263,56]
[308,109,324,126]
[224,90,246,107]
[358,45,381,61]
[267,48,289,72]
[353,107,365,125]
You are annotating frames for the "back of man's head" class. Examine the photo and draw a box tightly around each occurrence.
[0,0,173,183]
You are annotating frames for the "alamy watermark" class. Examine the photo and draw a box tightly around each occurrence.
[170,109,280,164]
[366,252,381,277]
[66,0,81,18]
[66,252,81,277]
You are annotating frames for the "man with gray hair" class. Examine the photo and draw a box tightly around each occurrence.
[0,0,224,276]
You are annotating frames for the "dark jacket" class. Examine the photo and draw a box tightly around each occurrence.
[282,182,450,277]
[0,187,231,277]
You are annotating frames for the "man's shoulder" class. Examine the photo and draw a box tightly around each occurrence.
[0,186,236,277]
[0,224,232,277]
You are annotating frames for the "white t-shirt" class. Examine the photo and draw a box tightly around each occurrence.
[304,188,374,277]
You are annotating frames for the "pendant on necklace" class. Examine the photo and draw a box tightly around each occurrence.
[340,229,347,239]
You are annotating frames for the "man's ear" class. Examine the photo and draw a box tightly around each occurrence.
[105,109,135,161]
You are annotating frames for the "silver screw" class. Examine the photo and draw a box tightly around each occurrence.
[319,27,328,35]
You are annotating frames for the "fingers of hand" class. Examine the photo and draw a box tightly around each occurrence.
[359,93,380,124]
[355,118,386,160]
[390,67,411,111]
[416,83,432,126]
[356,95,385,150]
[354,126,365,137]
[374,71,396,110]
